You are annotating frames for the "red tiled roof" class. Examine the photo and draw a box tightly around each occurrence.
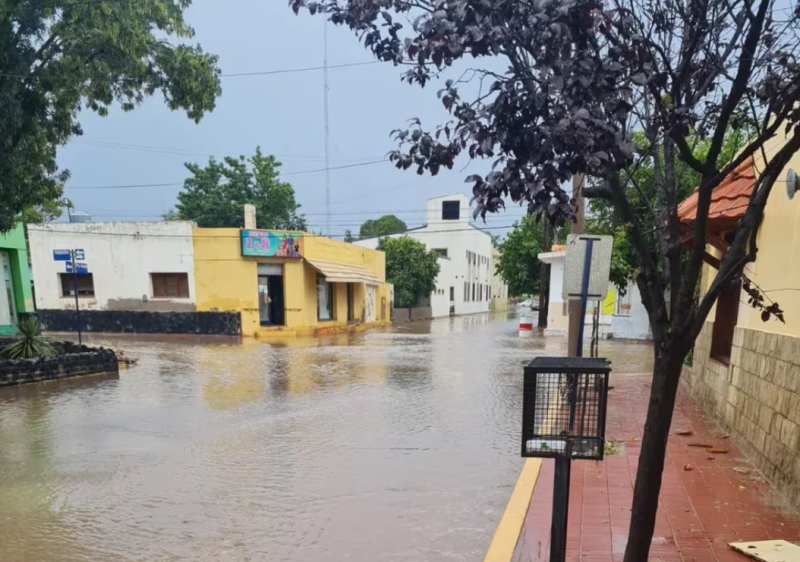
[677,156,756,235]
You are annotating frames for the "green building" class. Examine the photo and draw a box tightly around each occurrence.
[0,225,34,335]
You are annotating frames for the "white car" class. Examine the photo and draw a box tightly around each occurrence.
[516,299,539,310]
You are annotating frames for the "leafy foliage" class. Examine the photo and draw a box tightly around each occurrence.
[0,0,221,232]
[343,229,356,242]
[359,214,407,239]
[170,148,307,230]
[496,216,565,297]
[0,317,56,360]
[378,236,440,308]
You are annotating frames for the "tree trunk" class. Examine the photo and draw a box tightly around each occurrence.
[622,346,685,562]
[538,222,551,329]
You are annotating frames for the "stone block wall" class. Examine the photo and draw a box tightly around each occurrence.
[682,323,800,507]
[0,342,119,387]
[27,310,241,336]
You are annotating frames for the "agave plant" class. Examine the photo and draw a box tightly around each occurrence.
[0,317,57,360]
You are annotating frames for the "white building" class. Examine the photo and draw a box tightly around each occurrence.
[355,194,507,317]
[28,221,197,311]
[537,245,652,340]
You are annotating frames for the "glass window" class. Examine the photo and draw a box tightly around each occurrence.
[151,273,190,298]
[433,248,448,258]
[442,201,460,220]
[60,273,95,297]
[317,276,334,321]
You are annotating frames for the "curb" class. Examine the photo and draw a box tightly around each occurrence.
[483,458,542,562]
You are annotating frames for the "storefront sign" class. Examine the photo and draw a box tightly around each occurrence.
[241,230,301,257]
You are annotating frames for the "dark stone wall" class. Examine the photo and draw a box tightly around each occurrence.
[24,310,241,336]
[0,342,118,387]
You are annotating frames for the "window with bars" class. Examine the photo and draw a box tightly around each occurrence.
[151,273,190,299]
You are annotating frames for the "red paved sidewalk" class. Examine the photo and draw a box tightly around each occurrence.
[512,374,800,562]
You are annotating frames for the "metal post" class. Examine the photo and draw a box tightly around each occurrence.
[550,457,572,562]
[71,250,82,345]
[551,236,594,562]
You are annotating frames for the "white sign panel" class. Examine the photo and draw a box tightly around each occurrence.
[562,234,613,300]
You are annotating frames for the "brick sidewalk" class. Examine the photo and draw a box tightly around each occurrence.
[512,374,800,562]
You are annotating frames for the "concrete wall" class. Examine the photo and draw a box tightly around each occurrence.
[28,222,196,311]
[683,323,800,508]
[194,228,391,337]
[355,193,504,317]
[610,281,652,340]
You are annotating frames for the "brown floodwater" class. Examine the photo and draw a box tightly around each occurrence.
[0,313,653,562]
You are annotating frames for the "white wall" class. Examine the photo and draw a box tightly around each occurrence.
[28,222,196,311]
[610,281,652,340]
[355,194,503,317]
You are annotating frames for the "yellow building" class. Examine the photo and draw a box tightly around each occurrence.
[679,127,800,508]
[193,227,392,337]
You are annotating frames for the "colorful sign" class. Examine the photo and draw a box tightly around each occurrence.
[241,230,301,258]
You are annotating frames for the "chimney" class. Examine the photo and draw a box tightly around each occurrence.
[244,204,256,229]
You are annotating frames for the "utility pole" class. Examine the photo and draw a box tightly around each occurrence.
[567,174,585,356]
[323,17,331,236]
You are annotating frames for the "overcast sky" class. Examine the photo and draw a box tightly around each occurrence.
[56,0,530,238]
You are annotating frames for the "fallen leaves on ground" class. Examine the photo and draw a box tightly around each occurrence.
[675,429,694,436]
[684,464,694,471]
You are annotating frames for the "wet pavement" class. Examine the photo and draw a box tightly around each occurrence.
[0,313,653,562]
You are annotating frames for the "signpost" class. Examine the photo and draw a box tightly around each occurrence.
[523,233,613,562]
[53,249,88,344]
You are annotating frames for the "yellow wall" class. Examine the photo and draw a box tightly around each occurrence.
[697,130,800,338]
[193,228,391,337]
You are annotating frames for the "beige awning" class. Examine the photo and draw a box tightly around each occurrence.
[305,258,383,285]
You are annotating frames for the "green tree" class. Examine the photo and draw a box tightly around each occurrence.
[359,215,407,239]
[378,236,439,308]
[343,230,355,242]
[0,0,221,232]
[171,148,307,230]
[585,129,750,293]
[496,216,554,297]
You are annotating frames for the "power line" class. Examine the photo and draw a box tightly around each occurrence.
[76,140,382,162]
[28,224,516,239]
[65,160,387,189]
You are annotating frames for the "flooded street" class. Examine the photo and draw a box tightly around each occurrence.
[0,314,652,562]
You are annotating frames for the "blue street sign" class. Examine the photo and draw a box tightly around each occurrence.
[65,262,89,275]
[53,249,71,261]
[74,249,85,260]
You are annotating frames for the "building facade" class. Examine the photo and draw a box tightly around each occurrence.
[537,244,650,339]
[29,221,197,312]
[489,248,509,312]
[0,225,34,334]
[27,219,391,337]
[194,227,392,337]
[678,129,800,509]
[355,194,507,317]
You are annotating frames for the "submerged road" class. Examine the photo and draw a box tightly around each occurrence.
[0,313,653,562]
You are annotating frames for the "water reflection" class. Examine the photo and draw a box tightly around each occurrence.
[0,314,653,562]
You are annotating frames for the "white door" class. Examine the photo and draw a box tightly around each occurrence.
[366,285,376,322]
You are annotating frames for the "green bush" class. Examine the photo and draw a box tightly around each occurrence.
[0,317,57,360]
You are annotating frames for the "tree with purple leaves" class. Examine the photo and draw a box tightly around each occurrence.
[292,0,800,559]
